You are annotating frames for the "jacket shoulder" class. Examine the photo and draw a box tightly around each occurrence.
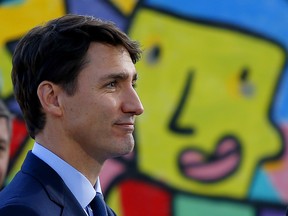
[0,204,39,216]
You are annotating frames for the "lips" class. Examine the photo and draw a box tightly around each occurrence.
[114,121,135,132]
[114,117,135,126]
[178,137,241,182]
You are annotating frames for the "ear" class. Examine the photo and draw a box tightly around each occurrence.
[37,81,62,117]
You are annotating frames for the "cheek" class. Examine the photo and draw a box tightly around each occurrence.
[92,99,119,129]
[95,96,119,113]
[0,156,8,173]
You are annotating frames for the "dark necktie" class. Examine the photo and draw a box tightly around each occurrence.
[90,192,108,216]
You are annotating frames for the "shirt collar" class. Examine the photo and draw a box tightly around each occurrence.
[32,142,101,209]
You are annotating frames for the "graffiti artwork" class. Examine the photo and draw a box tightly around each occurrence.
[1,0,288,215]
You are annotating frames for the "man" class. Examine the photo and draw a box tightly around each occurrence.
[0,14,144,216]
[0,100,13,189]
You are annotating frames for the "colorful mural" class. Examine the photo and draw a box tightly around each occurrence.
[1,0,288,215]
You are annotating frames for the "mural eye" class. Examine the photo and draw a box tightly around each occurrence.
[146,45,161,64]
[239,67,255,97]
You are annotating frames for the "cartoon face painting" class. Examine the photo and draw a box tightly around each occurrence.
[129,8,285,198]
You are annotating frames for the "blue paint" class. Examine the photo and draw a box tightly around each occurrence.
[249,168,281,202]
[67,0,127,30]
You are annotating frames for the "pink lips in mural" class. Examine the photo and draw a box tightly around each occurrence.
[179,137,241,182]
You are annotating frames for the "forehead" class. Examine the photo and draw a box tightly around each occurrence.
[81,42,136,79]
[86,43,131,64]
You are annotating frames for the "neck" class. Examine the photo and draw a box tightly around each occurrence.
[35,133,103,186]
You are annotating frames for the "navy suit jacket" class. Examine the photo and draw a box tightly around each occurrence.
[0,151,116,216]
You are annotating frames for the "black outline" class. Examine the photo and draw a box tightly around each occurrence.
[169,71,195,135]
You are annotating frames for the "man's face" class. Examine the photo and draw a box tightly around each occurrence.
[59,43,144,163]
[0,118,10,187]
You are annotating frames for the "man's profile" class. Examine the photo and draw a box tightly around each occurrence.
[0,14,144,216]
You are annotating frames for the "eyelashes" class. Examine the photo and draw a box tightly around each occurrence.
[105,79,137,89]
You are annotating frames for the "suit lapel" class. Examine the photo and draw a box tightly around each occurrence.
[21,151,87,216]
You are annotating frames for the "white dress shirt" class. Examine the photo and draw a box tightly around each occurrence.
[32,142,102,215]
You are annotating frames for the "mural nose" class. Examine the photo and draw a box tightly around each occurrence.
[169,71,195,135]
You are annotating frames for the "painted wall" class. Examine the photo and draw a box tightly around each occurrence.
[1,0,288,215]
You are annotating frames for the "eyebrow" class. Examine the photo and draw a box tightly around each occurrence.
[100,72,138,82]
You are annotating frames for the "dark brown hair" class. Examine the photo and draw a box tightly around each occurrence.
[11,14,141,139]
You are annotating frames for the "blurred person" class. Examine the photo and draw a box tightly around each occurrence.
[0,14,143,216]
[0,100,13,189]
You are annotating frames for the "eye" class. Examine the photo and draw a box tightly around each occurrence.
[240,67,248,82]
[106,80,117,88]
[146,44,161,64]
[239,67,255,97]
[0,143,7,152]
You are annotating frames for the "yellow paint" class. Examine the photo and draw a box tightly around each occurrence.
[107,186,123,216]
[129,9,285,198]
[0,47,13,97]
[6,137,34,182]
[0,0,65,43]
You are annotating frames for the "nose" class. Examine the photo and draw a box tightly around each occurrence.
[122,87,144,115]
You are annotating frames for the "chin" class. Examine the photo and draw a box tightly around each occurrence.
[123,143,135,155]
[108,136,135,156]
[116,142,135,157]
